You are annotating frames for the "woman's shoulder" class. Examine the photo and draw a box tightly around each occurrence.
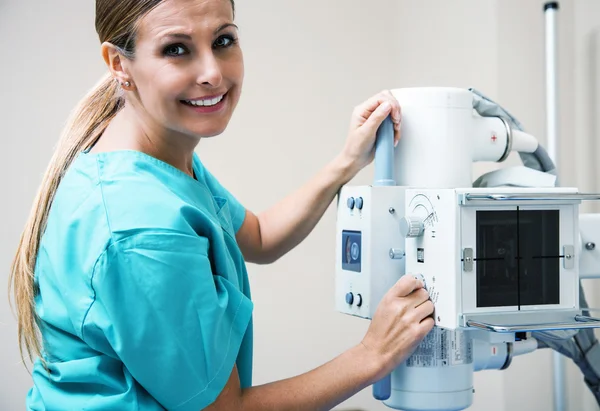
[65,150,222,241]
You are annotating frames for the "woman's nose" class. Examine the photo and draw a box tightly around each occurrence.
[196,52,223,88]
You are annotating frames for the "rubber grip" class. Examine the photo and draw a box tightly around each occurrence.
[373,374,391,401]
[374,116,396,186]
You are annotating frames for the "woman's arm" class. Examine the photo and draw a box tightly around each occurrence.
[205,276,434,411]
[208,344,379,411]
[236,154,353,264]
[237,91,401,264]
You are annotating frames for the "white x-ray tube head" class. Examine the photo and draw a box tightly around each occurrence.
[391,88,475,188]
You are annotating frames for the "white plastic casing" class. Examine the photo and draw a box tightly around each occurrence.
[335,185,406,318]
[404,186,580,329]
[390,87,510,189]
[336,185,581,331]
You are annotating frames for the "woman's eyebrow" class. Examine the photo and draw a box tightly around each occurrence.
[162,32,193,40]
[214,23,238,34]
[159,23,238,41]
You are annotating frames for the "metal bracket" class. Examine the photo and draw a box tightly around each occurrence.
[466,315,600,333]
[463,248,474,272]
[458,193,600,205]
[564,245,575,269]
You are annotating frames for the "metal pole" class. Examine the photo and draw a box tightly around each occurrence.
[545,1,560,163]
[544,2,566,411]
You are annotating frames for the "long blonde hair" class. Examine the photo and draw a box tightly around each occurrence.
[8,0,166,366]
[11,0,238,365]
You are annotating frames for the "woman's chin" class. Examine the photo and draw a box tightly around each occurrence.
[187,125,227,139]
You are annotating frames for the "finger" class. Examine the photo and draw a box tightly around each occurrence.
[381,90,402,124]
[414,300,435,320]
[355,91,400,123]
[408,288,430,307]
[354,95,387,121]
[393,275,423,297]
[418,317,435,335]
[362,101,393,132]
[394,124,401,148]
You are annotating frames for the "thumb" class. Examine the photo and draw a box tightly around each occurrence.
[392,275,423,297]
[362,101,392,133]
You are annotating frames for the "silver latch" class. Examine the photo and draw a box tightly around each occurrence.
[463,248,474,272]
[564,245,575,269]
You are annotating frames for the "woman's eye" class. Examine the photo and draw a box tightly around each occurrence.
[164,44,187,57]
[213,35,236,49]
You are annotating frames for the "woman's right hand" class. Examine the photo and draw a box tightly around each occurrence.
[361,275,435,380]
[206,274,434,411]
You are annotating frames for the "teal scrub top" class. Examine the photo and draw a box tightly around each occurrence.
[26,150,254,411]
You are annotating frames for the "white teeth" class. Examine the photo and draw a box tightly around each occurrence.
[185,95,224,107]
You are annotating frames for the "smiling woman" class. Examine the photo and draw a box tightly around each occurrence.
[96,0,242,151]
[9,1,431,410]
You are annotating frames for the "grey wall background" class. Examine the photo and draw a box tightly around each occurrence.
[1,1,599,410]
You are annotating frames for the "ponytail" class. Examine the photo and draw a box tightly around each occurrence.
[9,73,123,365]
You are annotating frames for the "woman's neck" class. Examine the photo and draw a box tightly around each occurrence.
[90,104,199,177]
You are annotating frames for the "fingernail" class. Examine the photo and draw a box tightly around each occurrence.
[394,139,399,147]
[381,102,391,110]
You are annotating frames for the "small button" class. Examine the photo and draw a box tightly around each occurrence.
[356,294,363,307]
[347,197,355,210]
[351,242,360,260]
[345,292,354,305]
[356,197,364,210]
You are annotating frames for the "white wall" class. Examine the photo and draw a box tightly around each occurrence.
[1,1,599,411]
[0,2,105,410]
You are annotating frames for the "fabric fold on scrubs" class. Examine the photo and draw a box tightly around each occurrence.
[26,149,253,411]
[83,231,252,411]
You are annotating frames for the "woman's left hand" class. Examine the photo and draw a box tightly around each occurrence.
[339,90,402,179]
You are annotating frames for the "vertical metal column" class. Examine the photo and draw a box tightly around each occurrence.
[544,2,566,411]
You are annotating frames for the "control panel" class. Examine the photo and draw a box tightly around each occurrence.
[335,185,406,319]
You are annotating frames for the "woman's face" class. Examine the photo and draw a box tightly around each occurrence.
[127,0,243,138]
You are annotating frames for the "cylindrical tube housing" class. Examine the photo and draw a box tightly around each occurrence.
[471,116,509,162]
[384,328,474,411]
[512,130,539,154]
[391,88,475,188]
[473,338,509,371]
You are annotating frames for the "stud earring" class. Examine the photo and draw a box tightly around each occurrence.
[123,81,131,87]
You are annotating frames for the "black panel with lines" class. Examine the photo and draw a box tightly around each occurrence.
[475,209,560,308]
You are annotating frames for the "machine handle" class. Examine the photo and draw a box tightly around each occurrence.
[459,193,600,204]
[466,315,600,333]
[372,374,391,400]
[374,116,396,186]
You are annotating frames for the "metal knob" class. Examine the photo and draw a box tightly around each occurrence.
[399,216,425,238]
[389,248,405,259]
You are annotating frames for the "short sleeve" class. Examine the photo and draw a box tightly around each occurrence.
[82,231,253,411]
[194,155,247,233]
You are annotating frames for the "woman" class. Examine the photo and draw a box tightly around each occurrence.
[10,0,434,410]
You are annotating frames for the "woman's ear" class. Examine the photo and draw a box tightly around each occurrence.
[101,42,134,89]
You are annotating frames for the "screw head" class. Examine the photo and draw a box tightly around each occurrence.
[586,242,596,251]
[389,207,395,214]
